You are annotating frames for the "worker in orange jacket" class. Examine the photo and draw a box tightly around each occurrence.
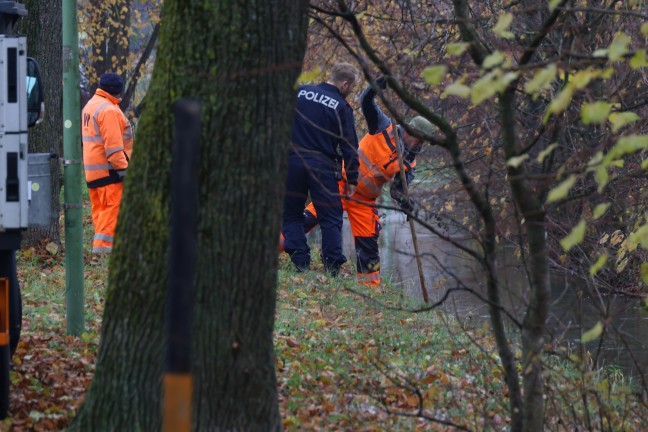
[280,77,435,286]
[81,73,133,253]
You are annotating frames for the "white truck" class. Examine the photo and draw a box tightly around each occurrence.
[0,0,46,419]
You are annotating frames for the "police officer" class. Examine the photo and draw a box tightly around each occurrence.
[291,77,436,286]
[282,62,360,274]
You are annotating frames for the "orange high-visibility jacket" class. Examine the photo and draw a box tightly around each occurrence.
[354,123,415,200]
[82,89,133,188]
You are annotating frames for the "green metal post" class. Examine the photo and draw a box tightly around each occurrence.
[62,0,84,335]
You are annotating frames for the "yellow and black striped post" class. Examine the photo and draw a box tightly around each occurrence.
[162,99,200,432]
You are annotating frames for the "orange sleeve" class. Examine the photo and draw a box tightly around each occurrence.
[98,107,128,170]
[384,158,400,180]
[385,154,416,181]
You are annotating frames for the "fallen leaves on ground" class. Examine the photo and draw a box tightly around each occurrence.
[1,329,97,432]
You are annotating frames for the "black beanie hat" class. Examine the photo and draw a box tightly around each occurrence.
[99,73,124,96]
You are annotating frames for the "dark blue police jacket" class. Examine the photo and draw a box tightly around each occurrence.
[291,82,359,185]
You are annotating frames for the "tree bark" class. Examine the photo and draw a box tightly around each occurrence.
[70,1,309,430]
[20,0,63,245]
[501,87,550,432]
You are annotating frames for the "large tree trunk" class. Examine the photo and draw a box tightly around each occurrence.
[70,1,309,430]
[20,0,62,245]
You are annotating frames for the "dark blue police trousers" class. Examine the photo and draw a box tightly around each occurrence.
[282,153,347,273]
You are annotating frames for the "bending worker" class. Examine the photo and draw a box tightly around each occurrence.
[81,73,133,253]
[282,77,435,286]
[282,62,360,275]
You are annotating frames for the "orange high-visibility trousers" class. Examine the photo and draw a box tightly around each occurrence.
[88,183,123,253]
[341,196,381,286]
[302,190,382,286]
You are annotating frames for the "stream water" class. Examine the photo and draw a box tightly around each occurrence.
[334,211,648,382]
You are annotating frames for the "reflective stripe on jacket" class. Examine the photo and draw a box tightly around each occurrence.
[354,123,415,200]
[82,89,134,188]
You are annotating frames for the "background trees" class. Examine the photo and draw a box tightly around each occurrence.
[19,0,62,245]
[69,0,310,430]
[307,1,648,430]
[78,0,161,114]
[24,0,641,429]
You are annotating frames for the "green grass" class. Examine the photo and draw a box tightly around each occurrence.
[275,255,508,430]
[6,220,647,431]
[275,254,646,431]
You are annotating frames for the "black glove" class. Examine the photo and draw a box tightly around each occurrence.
[375,76,387,90]
[398,196,417,213]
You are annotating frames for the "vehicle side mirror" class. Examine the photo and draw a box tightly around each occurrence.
[26,57,44,128]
